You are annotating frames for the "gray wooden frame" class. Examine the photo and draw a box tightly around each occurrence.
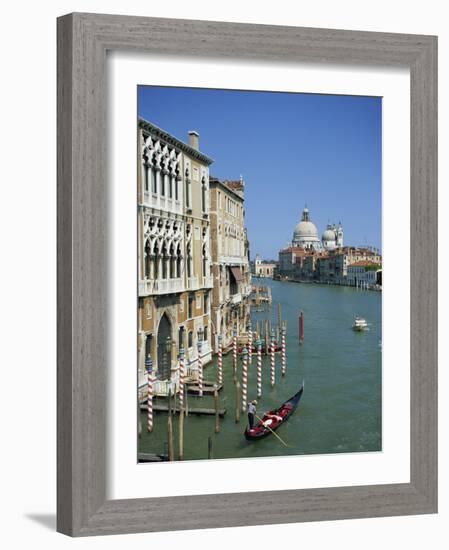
[57,12,438,537]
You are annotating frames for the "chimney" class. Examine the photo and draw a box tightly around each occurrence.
[188,130,199,150]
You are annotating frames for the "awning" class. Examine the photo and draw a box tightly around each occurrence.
[230,266,244,282]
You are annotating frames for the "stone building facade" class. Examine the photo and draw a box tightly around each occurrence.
[279,242,381,285]
[137,118,214,396]
[347,261,382,287]
[209,176,251,351]
[253,254,277,278]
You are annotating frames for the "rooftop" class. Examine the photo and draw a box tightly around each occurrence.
[139,117,214,166]
[210,176,245,200]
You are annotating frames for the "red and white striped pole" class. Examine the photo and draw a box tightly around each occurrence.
[256,339,262,398]
[178,346,185,411]
[217,334,223,386]
[241,345,248,413]
[281,324,286,376]
[270,329,276,387]
[233,327,238,381]
[248,323,253,364]
[145,354,154,432]
[197,339,203,397]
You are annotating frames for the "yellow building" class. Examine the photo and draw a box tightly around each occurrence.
[138,119,214,397]
[209,176,252,351]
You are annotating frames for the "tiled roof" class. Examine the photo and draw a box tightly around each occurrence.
[348,260,381,267]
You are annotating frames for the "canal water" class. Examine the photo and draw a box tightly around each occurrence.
[139,278,382,460]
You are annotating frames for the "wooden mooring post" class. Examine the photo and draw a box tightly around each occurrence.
[277,303,281,342]
[178,407,184,461]
[299,310,304,344]
[214,385,220,433]
[208,436,213,460]
[235,380,241,423]
[167,389,174,461]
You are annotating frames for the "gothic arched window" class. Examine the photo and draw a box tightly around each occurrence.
[201,177,206,213]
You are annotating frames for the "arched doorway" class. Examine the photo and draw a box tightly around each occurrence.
[157,313,172,380]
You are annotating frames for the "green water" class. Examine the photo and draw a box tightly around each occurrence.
[139,278,382,460]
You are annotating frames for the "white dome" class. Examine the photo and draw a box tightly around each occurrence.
[292,207,322,250]
[322,228,336,242]
[293,221,319,241]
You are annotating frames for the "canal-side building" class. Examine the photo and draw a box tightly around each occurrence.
[278,246,307,278]
[209,176,251,351]
[138,118,214,397]
[253,254,277,278]
[328,246,381,282]
[278,205,382,285]
[347,261,382,287]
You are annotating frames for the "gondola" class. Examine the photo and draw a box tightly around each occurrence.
[244,382,304,441]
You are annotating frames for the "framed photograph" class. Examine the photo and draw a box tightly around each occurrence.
[57,13,437,536]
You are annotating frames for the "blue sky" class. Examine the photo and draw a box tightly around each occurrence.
[138,86,382,260]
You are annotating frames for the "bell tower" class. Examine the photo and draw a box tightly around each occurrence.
[337,222,344,247]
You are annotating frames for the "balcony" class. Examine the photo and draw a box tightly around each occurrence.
[219,255,248,266]
[230,293,242,304]
[203,275,214,288]
[139,278,184,296]
[187,276,199,290]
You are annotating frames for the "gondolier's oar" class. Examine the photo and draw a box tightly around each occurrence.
[254,414,291,448]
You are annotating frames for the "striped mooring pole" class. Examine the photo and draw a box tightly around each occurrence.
[178,346,185,411]
[281,323,286,376]
[233,327,238,380]
[197,340,203,397]
[256,339,262,398]
[145,354,154,432]
[241,345,248,413]
[270,329,276,387]
[217,334,223,386]
[248,323,253,364]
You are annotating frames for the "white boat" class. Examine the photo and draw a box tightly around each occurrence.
[352,316,369,331]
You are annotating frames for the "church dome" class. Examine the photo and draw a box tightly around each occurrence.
[322,228,336,242]
[293,220,319,241]
[291,207,322,251]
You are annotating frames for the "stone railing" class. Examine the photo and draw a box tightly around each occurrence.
[187,276,199,290]
[203,275,214,288]
[153,371,179,397]
[139,278,184,296]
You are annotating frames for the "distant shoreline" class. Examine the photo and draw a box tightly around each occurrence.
[252,275,382,292]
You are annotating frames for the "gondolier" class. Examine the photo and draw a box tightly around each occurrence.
[247,400,257,429]
[244,381,305,441]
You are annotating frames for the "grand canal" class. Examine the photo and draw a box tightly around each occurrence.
[139,278,382,460]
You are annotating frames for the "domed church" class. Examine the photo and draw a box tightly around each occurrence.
[292,207,343,251]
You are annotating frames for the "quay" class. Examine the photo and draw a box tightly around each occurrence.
[140,400,227,417]
[187,381,223,395]
[249,285,272,310]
